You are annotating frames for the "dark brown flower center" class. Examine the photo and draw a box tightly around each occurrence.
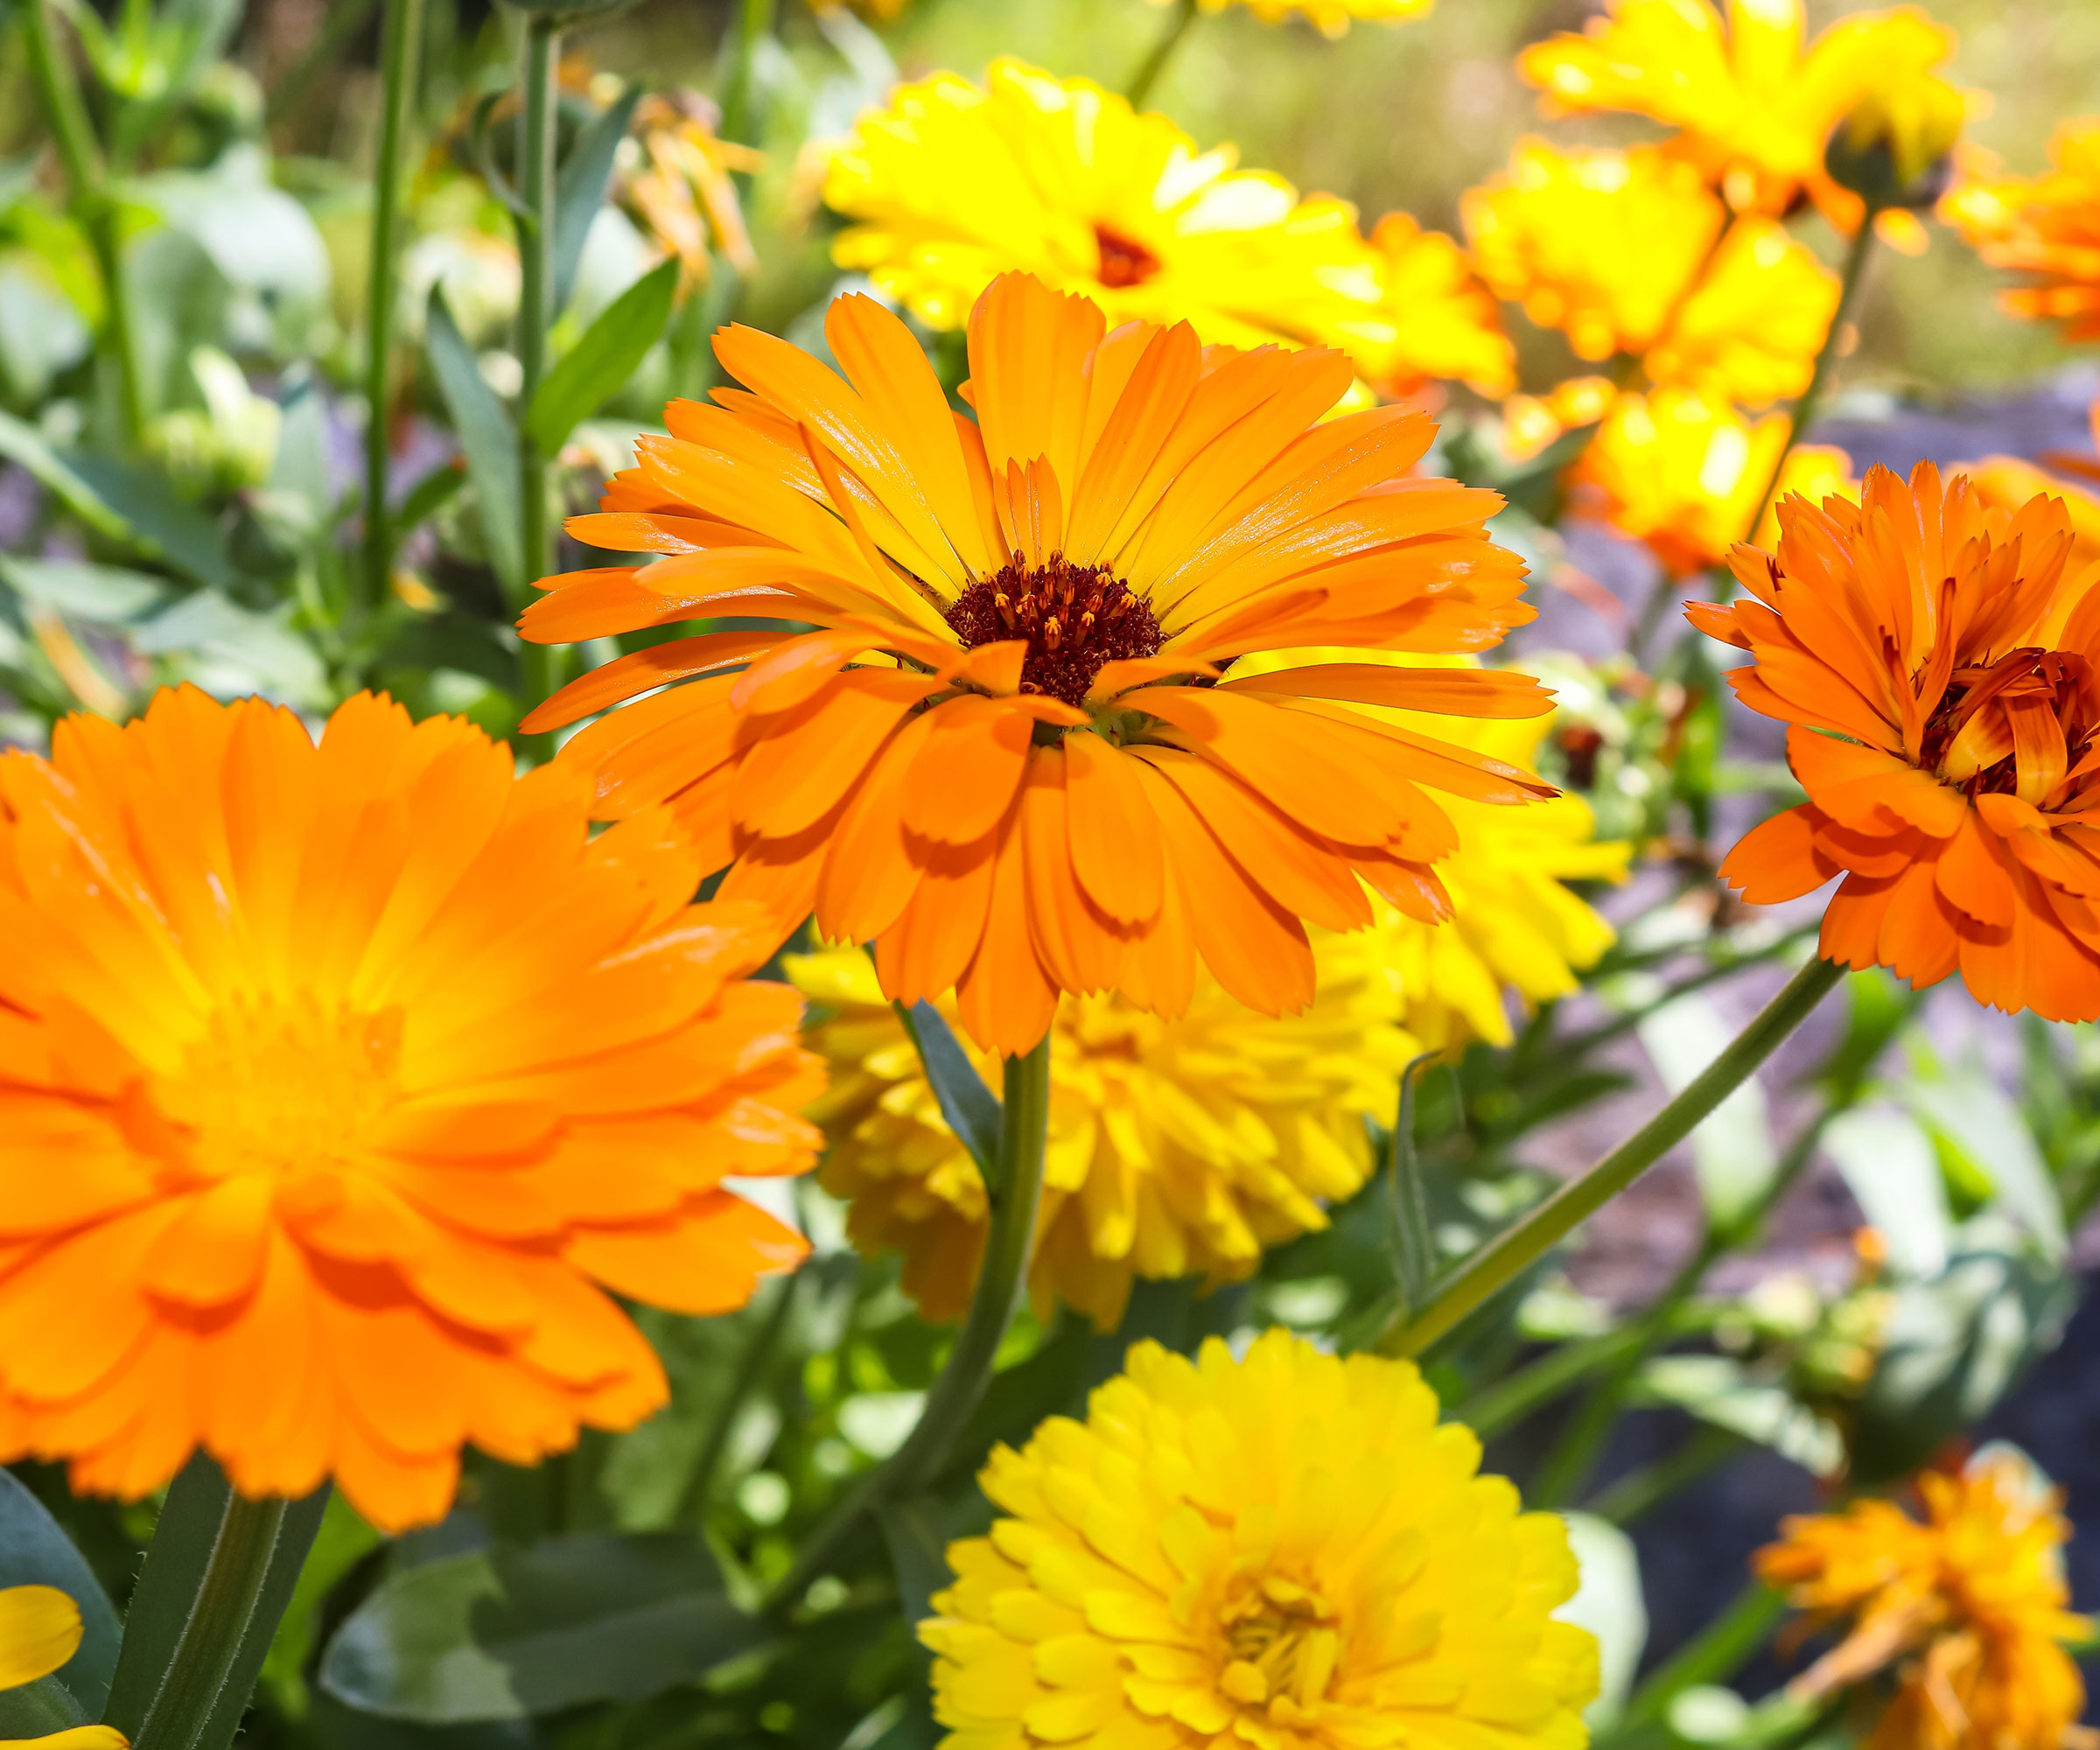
[1916,646,2098,801]
[945,556,1163,710]
[1094,224,1162,290]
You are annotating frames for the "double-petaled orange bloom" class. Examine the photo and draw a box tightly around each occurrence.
[0,688,819,1530]
[522,273,1554,1055]
[1697,463,2100,1021]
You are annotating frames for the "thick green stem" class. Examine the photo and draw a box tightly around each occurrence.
[1588,1425,1744,1527]
[21,0,143,444]
[1125,0,1198,108]
[1740,217,1879,555]
[362,0,425,612]
[514,16,562,754]
[129,1495,289,1750]
[1382,956,1845,1357]
[718,0,776,149]
[766,1036,1052,1612]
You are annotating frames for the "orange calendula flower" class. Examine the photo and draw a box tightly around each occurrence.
[1571,388,1857,575]
[820,61,1370,353]
[1756,1446,2090,1750]
[1695,462,2100,1022]
[521,272,1554,1056]
[0,688,820,1531]
[1325,212,1516,400]
[1519,0,1960,246]
[1462,142,1835,404]
[1943,120,2100,341]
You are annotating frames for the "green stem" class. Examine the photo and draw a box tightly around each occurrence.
[21,0,143,444]
[718,0,776,148]
[1739,216,1879,556]
[1383,956,1845,1358]
[679,1265,802,1528]
[361,0,425,613]
[128,1495,289,1750]
[1125,0,1198,108]
[514,14,561,755]
[766,1036,1052,1612]
[1616,1583,1788,1732]
[1455,1324,1652,1441]
[1588,1425,1744,1527]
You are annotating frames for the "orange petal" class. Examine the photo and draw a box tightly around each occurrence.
[1063,732,1165,928]
[903,696,1035,845]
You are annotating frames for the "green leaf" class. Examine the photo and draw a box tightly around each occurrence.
[424,290,523,598]
[102,1457,329,1750]
[0,1675,88,1740]
[1906,1073,2067,1260]
[1632,1356,1843,1477]
[525,258,679,453]
[1636,993,1775,1236]
[0,1468,122,1713]
[899,1001,1002,1187]
[0,556,175,623]
[1820,1105,1950,1279]
[877,1497,952,1634]
[553,85,644,320]
[318,1533,770,1723]
[393,462,466,536]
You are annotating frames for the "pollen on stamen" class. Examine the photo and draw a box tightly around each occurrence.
[946,553,1164,709]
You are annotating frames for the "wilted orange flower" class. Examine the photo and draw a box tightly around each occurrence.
[521,273,1554,1056]
[1756,1446,2089,1750]
[1325,212,1516,399]
[624,94,760,286]
[1943,119,2100,340]
[0,688,819,1531]
[1571,388,1857,575]
[1462,142,1834,403]
[1519,0,1960,245]
[1696,462,2100,1022]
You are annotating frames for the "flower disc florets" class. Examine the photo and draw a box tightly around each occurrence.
[944,556,1164,710]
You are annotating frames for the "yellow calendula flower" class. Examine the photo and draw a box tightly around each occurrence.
[1943,120,2100,341]
[1570,388,1858,576]
[822,60,1367,349]
[1462,141,1834,405]
[0,1586,125,1750]
[1322,213,1516,399]
[1756,1447,2090,1750]
[789,938,1418,1330]
[1152,0,1432,35]
[920,1331,1600,1750]
[790,663,1625,1327]
[1517,0,1960,245]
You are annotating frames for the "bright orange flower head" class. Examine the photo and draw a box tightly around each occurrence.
[1756,1446,2089,1750]
[1695,462,2100,1022]
[522,273,1555,1057]
[0,687,820,1531]
[1943,120,2100,341]
[1518,0,1959,243]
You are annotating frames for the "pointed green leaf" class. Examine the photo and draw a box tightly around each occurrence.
[898,1001,1002,1186]
[424,291,523,598]
[552,84,644,320]
[525,258,678,453]
[0,1470,122,1712]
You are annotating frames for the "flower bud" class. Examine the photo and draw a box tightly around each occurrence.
[1825,76,1966,212]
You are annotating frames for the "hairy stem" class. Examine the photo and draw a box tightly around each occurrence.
[361,0,425,612]
[1382,956,1846,1357]
[514,15,562,753]
[129,1495,288,1750]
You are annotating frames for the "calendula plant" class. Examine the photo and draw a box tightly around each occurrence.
[2,6,2099,1750]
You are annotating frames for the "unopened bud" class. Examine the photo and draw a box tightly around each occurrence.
[1826,76,1966,212]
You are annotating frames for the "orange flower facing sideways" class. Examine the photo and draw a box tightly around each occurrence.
[1756,1447,2089,1750]
[0,688,820,1531]
[1942,120,2100,341]
[1695,462,2100,1022]
[521,273,1557,1057]
[1519,0,1960,247]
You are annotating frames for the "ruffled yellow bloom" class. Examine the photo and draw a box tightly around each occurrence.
[1943,121,2100,340]
[1321,213,1516,399]
[1570,388,1858,576]
[0,1586,125,1750]
[790,666,1624,1326]
[789,941,1416,1329]
[920,1331,1599,1750]
[1517,0,1960,243]
[1502,377,1618,465]
[1756,1447,2089,1750]
[822,60,1368,349]
[1462,141,1834,405]
[1155,0,1432,36]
